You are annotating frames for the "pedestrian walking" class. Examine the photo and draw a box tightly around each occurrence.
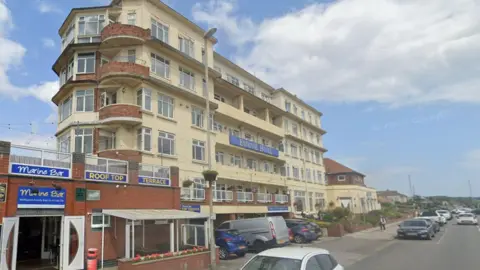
[379,216,387,231]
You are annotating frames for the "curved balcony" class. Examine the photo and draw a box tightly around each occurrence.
[99,104,143,125]
[98,57,149,85]
[101,23,150,46]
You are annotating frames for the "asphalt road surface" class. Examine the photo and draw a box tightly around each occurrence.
[348,222,480,270]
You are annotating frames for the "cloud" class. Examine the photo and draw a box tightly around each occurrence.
[371,110,449,131]
[0,2,58,103]
[42,38,55,48]
[36,0,62,14]
[331,156,367,170]
[193,0,480,106]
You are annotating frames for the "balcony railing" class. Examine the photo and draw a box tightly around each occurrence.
[85,156,128,175]
[237,192,254,203]
[275,194,289,204]
[139,163,170,179]
[181,188,205,201]
[257,193,272,203]
[213,190,233,202]
[9,145,72,170]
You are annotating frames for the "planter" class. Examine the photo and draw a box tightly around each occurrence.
[182,180,194,188]
[202,170,218,182]
[119,248,213,270]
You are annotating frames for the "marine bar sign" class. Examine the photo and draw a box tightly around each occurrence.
[10,163,71,179]
[85,171,128,183]
[17,186,66,209]
[229,135,279,157]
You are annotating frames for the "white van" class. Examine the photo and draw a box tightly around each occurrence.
[217,216,290,252]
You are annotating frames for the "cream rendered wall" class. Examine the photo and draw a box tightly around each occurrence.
[326,186,380,213]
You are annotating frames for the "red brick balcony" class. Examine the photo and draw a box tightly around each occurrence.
[101,23,150,46]
[98,58,149,82]
[98,104,143,125]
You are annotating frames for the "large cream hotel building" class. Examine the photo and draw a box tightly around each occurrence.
[53,0,329,223]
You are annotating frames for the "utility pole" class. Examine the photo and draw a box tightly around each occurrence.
[468,180,473,205]
[408,175,413,197]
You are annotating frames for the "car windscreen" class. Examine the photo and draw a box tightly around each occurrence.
[402,221,427,227]
[242,256,302,270]
[227,229,240,236]
[420,212,437,216]
[437,210,448,213]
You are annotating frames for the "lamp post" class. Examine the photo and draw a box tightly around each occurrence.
[204,27,217,270]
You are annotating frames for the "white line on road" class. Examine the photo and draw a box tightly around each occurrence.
[436,228,447,244]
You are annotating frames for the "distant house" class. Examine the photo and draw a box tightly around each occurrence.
[377,190,409,203]
[323,158,366,186]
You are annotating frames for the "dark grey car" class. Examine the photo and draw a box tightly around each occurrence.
[415,217,440,233]
[397,219,435,240]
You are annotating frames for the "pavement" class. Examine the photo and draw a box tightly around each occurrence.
[216,221,403,269]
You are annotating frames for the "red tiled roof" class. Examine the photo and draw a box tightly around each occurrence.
[324,158,365,177]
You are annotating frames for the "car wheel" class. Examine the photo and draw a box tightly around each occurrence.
[237,252,246,257]
[254,240,267,253]
[294,235,305,244]
[426,233,432,240]
[219,247,229,260]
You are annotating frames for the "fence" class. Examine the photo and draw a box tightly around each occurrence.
[181,224,206,247]
[85,155,128,175]
[213,190,233,202]
[110,55,146,65]
[139,163,170,179]
[257,193,272,203]
[181,188,205,201]
[237,191,254,203]
[9,145,72,170]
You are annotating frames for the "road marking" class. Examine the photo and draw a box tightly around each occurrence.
[347,240,396,266]
[436,228,447,244]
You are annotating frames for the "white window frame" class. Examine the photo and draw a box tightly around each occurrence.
[59,95,72,122]
[290,144,298,158]
[151,19,169,43]
[75,89,94,112]
[215,151,224,164]
[231,155,241,167]
[179,67,195,91]
[74,128,93,154]
[91,213,111,229]
[127,12,136,25]
[151,53,170,79]
[157,93,174,118]
[77,53,96,74]
[137,127,152,152]
[137,88,152,111]
[158,131,175,156]
[285,101,291,112]
[191,107,204,128]
[192,139,205,161]
[98,130,116,151]
[178,36,194,57]
[78,14,105,37]
[337,175,346,181]
[57,133,71,153]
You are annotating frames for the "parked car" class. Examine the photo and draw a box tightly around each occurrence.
[397,219,435,240]
[436,210,452,220]
[456,213,478,225]
[215,229,248,260]
[420,210,445,225]
[217,216,290,253]
[285,219,318,244]
[414,217,440,233]
[288,228,294,242]
[308,221,323,239]
[240,246,344,270]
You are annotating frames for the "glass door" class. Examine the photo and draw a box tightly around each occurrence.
[1,217,19,270]
[60,216,85,270]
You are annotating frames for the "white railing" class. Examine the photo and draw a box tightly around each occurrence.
[181,188,205,201]
[213,190,233,202]
[139,163,170,179]
[9,145,72,170]
[182,224,206,247]
[237,191,254,203]
[110,56,146,65]
[257,193,272,203]
[275,194,289,204]
[85,156,128,175]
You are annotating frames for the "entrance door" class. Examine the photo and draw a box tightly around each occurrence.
[0,217,19,270]
[60,216,85,270]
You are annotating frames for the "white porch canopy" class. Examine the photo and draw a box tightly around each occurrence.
[102,209,209,220]
[99,209,210,269]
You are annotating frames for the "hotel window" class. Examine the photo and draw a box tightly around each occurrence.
[261,93,271,103]
[215,151,224,164]
[243,82,255,94]
[98,130,116,151]
[293,105,298,115]
[179,36,194,57]
[318,171,323,184]
[284,119,289,132]
[303,128,307,138]
[59,95,72,122]
[306,169,311,182]
[75,90,94,112]
[262,138,269,146]
[244,133,253,141]
[304,148,309,161]
[91,213,111,229]
[77,15,104,43]
[179,67,195,91]
[285,101,291,112]
[74,128,93,154]
[315,193,325,209]
[158,131,175,155]
[201,48,206,64]
[229,128,240,137]
[290,144,298,157]
[137,127,152,152]
[192,140,205,161]
[191,107,204,128]
[137,88,152,111]
[313,169,316,182]
[292,124,298,136]
[77,53,95,74]
[246,159,257,171]
[337,175,346,181]
[310,132,314,142]
[315,151,321,164]
[300,168,304,180]
[280,165,287,176]
[151,19,169,43]
[301,110,305,119]
[294,191,305,212]
[213,121,224,132]
[57,133,71,153]
[214,94,225,102]
[292,167,299,179]
[264,162,270,173]
[100,91,117,108]
[151,53,170,79]
[157,94,174,118]
[311,150,316,163]
[127,12,136,25]
[231,155,241,167]
[226,74,240,87]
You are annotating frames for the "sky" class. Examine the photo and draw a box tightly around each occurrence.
[1,0,480,197]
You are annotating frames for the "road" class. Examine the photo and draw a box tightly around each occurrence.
[217,220,480,269]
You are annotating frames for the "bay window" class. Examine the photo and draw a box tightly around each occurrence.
[75,90,94,112]
[137,128,152,152]
[74,128,93,154]
[151,19,169,43]
[137,88,152,111]
[77,53,95,74]
[98,130,116,151]
[57,133,71,153]
[59,96,72,122]
[77,15,105,43]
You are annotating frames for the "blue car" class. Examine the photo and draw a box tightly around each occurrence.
[285,219,318,243]
[215,229,248,260]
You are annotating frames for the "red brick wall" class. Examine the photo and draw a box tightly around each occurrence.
[101,23,151,41]
[98,62,149,79]
[327,173,365,186]
[118,250,220,270]
[99,104,142,120]
[97,150,142,163]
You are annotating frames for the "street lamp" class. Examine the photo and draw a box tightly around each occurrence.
[203,27,217,270]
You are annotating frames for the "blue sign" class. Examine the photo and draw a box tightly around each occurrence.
[10,163,70,179]
[17,186,66,209]
[181,204,201,213]
[85,171,127,183]
[267,206,289,213]
[229,135,279,157]
[138,176,171,187]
